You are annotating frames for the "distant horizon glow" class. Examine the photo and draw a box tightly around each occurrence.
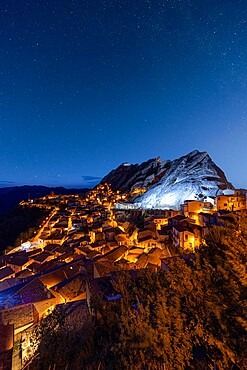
[0,178,101,189]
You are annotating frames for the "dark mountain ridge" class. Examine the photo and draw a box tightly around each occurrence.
[0,185,89,216]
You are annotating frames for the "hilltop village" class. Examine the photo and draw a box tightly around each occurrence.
[0,184,246,369]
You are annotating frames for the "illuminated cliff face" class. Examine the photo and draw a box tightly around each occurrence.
[102,150,233,210]
[136,151,233,209]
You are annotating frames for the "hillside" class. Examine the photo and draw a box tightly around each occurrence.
[0,186,89,216]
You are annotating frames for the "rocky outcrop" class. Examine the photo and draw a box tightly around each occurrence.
[101,150,234,209]
[101,158,163,191]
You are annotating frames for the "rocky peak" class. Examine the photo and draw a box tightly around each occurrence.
[101,150,233,209]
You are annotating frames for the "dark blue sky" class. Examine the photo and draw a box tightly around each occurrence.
[1,0,247,188]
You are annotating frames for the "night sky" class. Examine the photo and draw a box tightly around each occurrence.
[1,0,247,188]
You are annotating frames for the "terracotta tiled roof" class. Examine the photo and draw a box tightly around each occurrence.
[0,278,55,309]
[0,267,15,281]
[173,224,192,233]
[4,254,29,267]
[103,246,127,263]
[32,252,52,263]
[51,273,87,301]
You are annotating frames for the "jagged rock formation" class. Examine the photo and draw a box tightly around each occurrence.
[101,150,234,209]
[101,158,163,191]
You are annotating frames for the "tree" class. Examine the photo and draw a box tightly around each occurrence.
[30,306,94,370]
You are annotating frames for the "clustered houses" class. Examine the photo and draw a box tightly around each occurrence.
[216,189,247,211]
[0,184,246,369]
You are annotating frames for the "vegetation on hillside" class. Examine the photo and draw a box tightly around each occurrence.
[0,205,49,254]
[30,213,247,370]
